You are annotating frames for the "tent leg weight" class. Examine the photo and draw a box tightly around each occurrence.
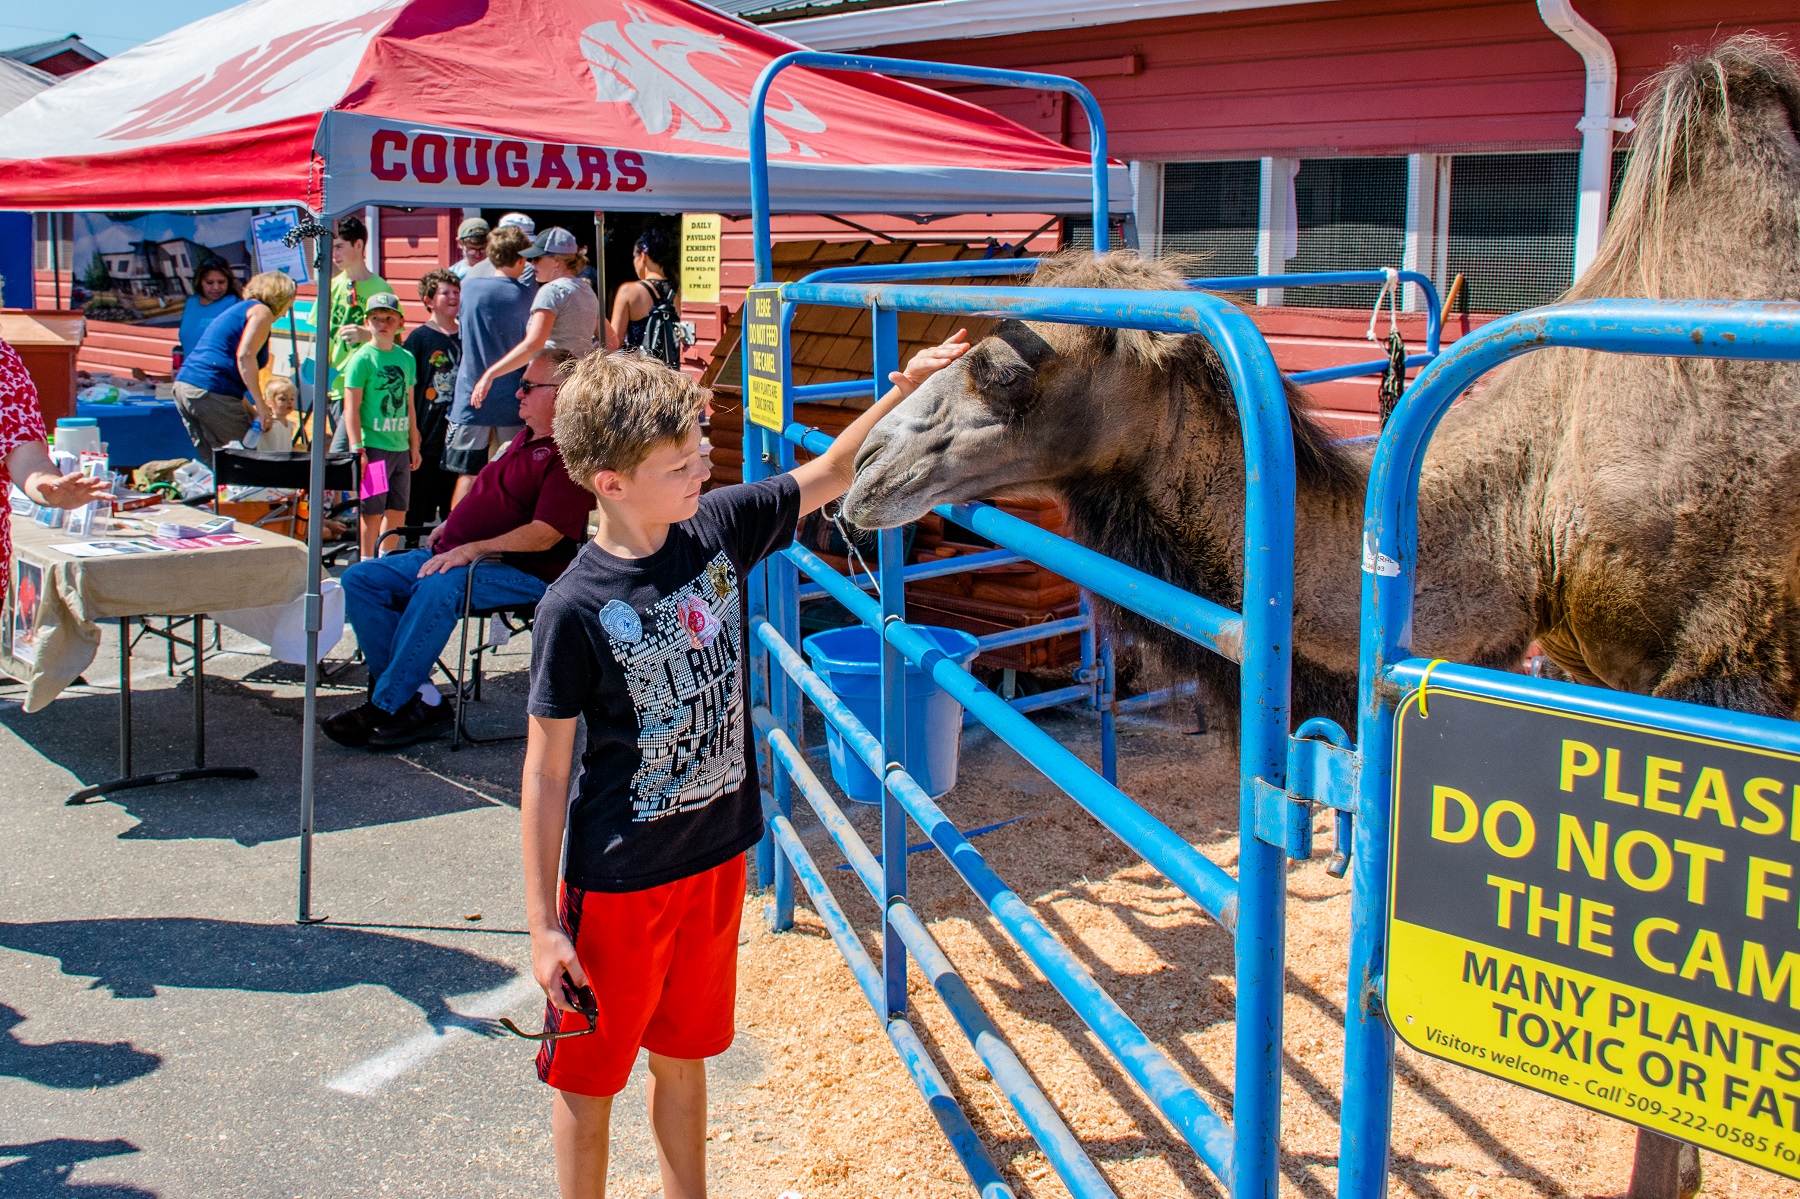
[1627,1130,1701,1199]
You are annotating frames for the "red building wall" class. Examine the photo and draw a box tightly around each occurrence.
[882,0,1800,159]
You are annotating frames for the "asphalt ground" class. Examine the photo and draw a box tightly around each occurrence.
[0,619,767,1198]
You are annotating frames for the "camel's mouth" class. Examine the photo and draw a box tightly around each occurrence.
[844,451,941,530]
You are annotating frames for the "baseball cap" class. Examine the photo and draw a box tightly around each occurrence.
[497,212,536,237]
[364,291,403,317]
[457,216,490,242]
[521,226,581,259]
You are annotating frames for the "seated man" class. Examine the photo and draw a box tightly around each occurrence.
[326,347,595,749]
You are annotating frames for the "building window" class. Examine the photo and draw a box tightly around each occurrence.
[1445,151,1578,313]
[1287,157,1408,309]
[1161,160,1259,279]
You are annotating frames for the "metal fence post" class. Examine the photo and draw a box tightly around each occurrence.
[873,304,909,1015]
[770,302,801,931]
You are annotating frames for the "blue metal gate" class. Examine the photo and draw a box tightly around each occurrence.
[743,50,1800,1199]
[1340,297,1800,1196]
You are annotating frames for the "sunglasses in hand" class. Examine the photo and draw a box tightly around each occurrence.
[500,972,597,1041]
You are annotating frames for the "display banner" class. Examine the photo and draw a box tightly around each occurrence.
[743,285,785,432]
[1387,687,1800,1179]
[681,214,721,305]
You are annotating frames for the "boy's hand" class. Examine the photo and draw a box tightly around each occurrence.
[889,329,970,397]
[530,928,589,1014]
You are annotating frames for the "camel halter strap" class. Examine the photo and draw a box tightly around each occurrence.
[1370,268,1407,428]
[825,500,881,602]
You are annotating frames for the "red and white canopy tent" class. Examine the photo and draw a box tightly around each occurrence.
[0,0,1123,920]
[0,0,1118,214]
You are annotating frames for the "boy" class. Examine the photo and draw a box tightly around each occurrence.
[341,292,419,560]
[523,332,968,1197]
[403,267,461,524]
[327,214,391,445]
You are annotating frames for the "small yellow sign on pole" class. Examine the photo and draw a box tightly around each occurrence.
[743,284,784,432]
[680,214,722,304]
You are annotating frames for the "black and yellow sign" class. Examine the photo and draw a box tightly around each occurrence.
[680,214,721,304]
[743,284,785,432]
[1388,687,1800,1180]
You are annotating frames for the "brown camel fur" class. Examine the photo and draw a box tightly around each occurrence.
[843,34,1800,730]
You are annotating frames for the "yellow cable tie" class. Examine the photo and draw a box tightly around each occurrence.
[1416,658,1448,718]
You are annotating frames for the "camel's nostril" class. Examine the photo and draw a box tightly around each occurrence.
[852,437,884,476]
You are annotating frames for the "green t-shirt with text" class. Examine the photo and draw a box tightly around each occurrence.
[343,342,415,452]
[328,274,391,398]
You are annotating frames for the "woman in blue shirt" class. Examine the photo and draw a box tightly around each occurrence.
[176,262,241,357]
[173,270,296,465]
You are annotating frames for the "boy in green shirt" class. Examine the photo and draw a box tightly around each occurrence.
[342,292,419,560]
[328,214,392,422]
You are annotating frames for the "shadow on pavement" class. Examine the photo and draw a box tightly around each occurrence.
[0,1004,160,1089]
[0,682,525,846]
[0,918,515,1028]
[0,1138,155,1197]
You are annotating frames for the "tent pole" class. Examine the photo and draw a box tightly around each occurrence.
[298,216,333,925]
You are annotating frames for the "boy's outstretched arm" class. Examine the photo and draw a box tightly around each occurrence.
[790,330,969,518]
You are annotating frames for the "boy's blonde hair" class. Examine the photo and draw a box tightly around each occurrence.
[265,376,298,410]
[554,351,708,487]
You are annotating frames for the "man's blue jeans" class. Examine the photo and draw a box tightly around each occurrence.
[340,548,547,713]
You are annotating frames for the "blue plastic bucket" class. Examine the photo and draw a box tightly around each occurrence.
[802,624,981,803]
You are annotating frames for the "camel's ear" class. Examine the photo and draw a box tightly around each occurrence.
[968,322,1051,416]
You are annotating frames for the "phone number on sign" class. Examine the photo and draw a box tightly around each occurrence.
[1592,1081,1787,1158]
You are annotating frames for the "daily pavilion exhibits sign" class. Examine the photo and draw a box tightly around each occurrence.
[1387,687,1800,1179]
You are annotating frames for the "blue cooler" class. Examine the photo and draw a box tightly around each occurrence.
[802,624,981,803]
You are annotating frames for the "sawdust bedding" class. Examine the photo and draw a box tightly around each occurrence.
[710,707,1800,1199]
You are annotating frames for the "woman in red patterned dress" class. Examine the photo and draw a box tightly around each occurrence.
[0,338,116,599]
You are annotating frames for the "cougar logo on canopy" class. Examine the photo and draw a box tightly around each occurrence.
[578,5,825,158]
[102,2,405,143]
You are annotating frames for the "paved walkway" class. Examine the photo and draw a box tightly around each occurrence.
[0,621,765,1197]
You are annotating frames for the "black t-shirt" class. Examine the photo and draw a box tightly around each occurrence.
[527,476,801,892]
[403,323,460,408]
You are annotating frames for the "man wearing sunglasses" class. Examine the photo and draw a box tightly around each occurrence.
[327,348,596,749]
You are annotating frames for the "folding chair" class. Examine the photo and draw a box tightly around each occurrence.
[374,527,536,750]
[212,449,360,564]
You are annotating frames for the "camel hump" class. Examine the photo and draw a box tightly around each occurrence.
[1574,33,1800,301]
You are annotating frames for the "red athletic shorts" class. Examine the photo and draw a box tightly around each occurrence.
[535,854,745,1097]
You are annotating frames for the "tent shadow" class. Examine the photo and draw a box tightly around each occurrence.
[0,917,516,1030]
[0,681,523,845]
[0,1138,156,1198]
[0,1003,160,1089]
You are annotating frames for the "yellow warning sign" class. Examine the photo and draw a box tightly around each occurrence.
[743,285,784,432]
[1387,688,1800,1180]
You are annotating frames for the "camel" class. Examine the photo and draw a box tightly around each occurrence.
[843,34,1800,734]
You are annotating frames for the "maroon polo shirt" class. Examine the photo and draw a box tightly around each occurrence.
[437,431,595,583]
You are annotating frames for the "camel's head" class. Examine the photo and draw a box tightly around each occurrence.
[844,251,1195,529]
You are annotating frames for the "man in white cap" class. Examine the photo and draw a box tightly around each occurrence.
[448,216,490,280]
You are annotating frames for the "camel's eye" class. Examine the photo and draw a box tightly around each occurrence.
[968,352,1037,416]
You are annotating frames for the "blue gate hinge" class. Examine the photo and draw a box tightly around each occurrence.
[1250,720,1360,869]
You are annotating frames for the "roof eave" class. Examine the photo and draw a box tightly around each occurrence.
[767,0,1335,48]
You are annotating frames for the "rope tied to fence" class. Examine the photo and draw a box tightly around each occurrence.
[1369,267,1407,428]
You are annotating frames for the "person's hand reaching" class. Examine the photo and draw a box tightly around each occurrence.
[890,329,971,397]
[470,374,491,409]
[31,470,113,509]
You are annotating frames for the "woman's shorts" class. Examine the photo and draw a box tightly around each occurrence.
[442,421,524,476]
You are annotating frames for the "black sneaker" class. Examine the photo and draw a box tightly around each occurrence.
[321,701,387,748]
[367,696,454,747]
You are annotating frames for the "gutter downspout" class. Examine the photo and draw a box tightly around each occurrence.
[1537,0,1634,279]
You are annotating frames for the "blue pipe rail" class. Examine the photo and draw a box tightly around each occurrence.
[753,619,1238,1185]
[749,53,1112,283]
[752,267,1297,1197]
[1344,298,1800,1199]
[796,547,1025,601]
[754,713,1121,1198]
